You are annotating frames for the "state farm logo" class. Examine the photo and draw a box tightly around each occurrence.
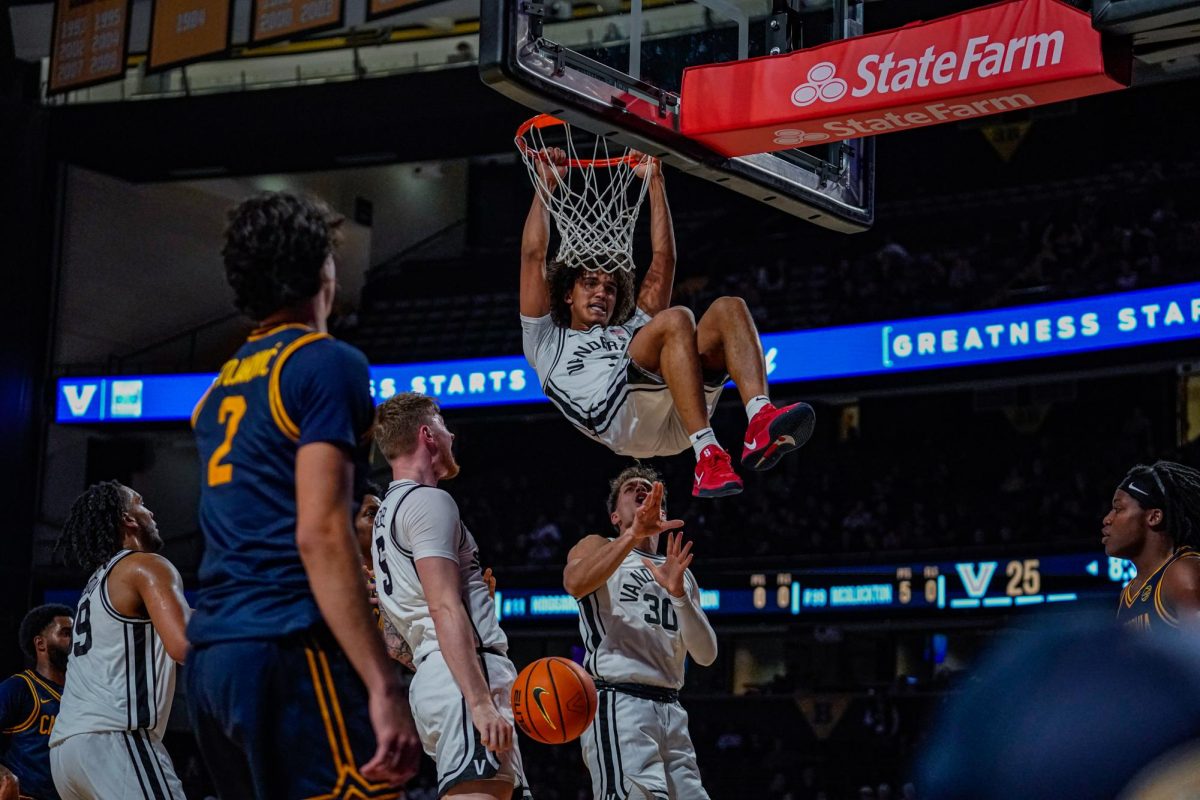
[790,62,848,107]
[773,128,830,145]
[788,32,1066,107]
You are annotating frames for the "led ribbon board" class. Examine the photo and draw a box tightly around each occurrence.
[680,0,1129,155]
[57,282,1200,423]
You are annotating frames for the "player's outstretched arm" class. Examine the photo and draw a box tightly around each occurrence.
[416,556,513,755]
[643,532,717,666]
[1161,557,1200,627]
[296,443,421,784]
[634,159,676,317]
[126,554,191,664]
[564,482,683,598]
[520,148,565,318]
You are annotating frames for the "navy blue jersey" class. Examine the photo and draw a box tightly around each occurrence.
[190,323,374,645]
[1117,547,1200,632]
[0,669,62,800]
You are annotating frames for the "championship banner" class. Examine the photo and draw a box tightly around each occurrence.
[680,0,1129,156]
[251,0,342,45]
[48,0,130,94]
[148,0,231,71]
[366,0,423,20]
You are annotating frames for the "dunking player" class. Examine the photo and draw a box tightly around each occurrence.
[563,466,717,799]
[1104,460,1200,631]
[0,604,72,800]
[371,393,532,800]
[48,483,189,799]
[188,192,419,798]
[519,151,815,497]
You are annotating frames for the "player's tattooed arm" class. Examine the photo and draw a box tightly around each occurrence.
[380,614,415,672]
[0,763,18,800]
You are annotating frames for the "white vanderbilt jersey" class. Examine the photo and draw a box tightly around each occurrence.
[50,551,176,745]
[577,546,703,690]
[373,480,507,668]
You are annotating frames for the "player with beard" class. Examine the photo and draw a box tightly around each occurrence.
[1104,460,1200,632]
[48,482,190,800]
[0,604,73,800]
[371,393,531,800]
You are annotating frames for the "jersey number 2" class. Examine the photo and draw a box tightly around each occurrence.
[207,396,247,487]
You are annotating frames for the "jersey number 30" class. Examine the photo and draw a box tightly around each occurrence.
[643,594,678,631]
[207,396,247,487]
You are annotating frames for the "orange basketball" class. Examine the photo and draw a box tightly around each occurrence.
[510,656,597,744]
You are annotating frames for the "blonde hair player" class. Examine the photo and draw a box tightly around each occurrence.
[371,392,532,800]
[518,143,816,498]
[563,465,717,799]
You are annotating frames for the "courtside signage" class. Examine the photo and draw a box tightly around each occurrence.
[680,0,1128,155]
[56,282,1200,423]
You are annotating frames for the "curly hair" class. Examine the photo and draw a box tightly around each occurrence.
[546,260,636,329]
[1122,460,1200,551]
[606,463,666,518]
[373,392,441,460]
[222,192,344,321]
[56,480,129,574]
[18,604,73,664]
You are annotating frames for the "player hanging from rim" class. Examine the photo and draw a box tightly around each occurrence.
[48,482,190,800]
[563,465,717,799]
[1103,460,1200,632]
[519,148,815,498]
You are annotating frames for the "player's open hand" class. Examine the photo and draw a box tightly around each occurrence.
[471,698,514,755]
[642,531,693,598]
[361,683,422,785]
[627,481,685,540]
[535,147,568,191]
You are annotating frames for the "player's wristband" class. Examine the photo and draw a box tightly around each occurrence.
[667,592,692,608]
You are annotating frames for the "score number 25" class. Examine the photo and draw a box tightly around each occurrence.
[1005,559,1041,596]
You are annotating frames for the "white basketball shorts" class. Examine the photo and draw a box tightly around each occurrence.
[51,729,184,800]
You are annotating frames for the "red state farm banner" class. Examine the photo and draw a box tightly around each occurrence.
[679,0,1128,156]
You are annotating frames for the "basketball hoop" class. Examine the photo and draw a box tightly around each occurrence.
[515,114,652,273]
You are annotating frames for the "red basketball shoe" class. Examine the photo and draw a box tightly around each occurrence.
[692,445,743,498]
[741,402,816,471]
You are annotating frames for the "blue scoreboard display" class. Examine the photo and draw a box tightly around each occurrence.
[57,281,1200,424]
[492,552,1132,622]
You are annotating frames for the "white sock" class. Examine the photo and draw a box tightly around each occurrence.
[689,427,720,458]
[746,395,771,420]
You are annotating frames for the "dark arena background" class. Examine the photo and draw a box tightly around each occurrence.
[3,0,1200,796]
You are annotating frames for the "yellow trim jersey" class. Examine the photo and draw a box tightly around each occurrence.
[190,324,374,645]
[1116,547,1200,632]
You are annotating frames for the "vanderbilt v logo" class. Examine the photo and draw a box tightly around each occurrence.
[956,562,997,598]
[474,759,488,774]
[62,384,97,416]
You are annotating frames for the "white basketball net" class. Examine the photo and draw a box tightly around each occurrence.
[516,115,652,273]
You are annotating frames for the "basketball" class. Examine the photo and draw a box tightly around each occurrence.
[511,657,597,745]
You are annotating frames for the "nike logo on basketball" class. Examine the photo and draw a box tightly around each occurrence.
[532,687,557,729]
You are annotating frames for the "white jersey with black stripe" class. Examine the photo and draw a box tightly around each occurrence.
[373,480,507,669]
[50,551,176,745]
[577,546,702,690]
[520,309,653,438]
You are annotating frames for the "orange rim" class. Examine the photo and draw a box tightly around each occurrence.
[516,114,644,169]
